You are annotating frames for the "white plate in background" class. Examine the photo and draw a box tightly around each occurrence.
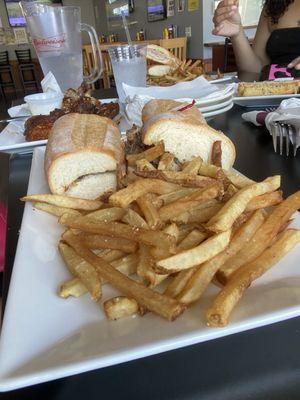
[198,97,233,113]
[233,93,300,108]
[0,147,299,391]
[203,101,234,118]
[0,99,121,153]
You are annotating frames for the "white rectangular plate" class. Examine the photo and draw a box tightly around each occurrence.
[0,146,300,391]
[234,93,300,107]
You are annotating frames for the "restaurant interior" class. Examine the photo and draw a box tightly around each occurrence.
[0,1,299,399]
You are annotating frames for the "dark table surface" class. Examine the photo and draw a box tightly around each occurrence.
[1,99,300,399]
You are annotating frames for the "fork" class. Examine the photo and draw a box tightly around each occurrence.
[270,122,299,156]
[265,107,277,113]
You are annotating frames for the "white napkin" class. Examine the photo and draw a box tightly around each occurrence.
[265,98,300,151]
[123,76,227,100]
[0,120,25,146]
[265,98,300,130]
[2,72,62,149]
[41,71,63,95]
[125,95,153,127]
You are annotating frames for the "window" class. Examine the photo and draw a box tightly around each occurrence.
[214,0,263,27]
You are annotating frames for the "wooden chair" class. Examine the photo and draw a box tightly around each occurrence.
[83,45,113,89]
[101,50,113,89]
[223,38,237,73]
[15,49,40,94]
[159,37,187,61]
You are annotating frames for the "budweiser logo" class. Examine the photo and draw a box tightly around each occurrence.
[33,33,67,52]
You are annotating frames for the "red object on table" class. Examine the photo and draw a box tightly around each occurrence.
[0,202,7,272]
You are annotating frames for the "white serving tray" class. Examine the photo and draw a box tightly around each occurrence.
[0,146,299,391]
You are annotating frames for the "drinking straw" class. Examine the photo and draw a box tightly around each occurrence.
[121,10,134,57]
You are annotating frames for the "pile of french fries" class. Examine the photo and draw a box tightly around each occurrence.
[22,141,300,327]
[147,59,224,86]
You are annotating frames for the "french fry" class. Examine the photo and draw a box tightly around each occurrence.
[135,170,216,188]
[182,157,203,174]
[150,223,180,260]
[211,141,222,167]
[109,179,182,208]
[222,184,238,202]
[217,191,300,283]
[136,193,162,229]
[155,230,231,274]
[59,214,176,250]
[207,229,300,327]
[122,171,142,185]
[174,203,222,224]
[176,229,208,252]
[177,210,265,304]
[206,176,281,233]
[138,244,168,287]
[245,190,283,212]
[104,297,139,320]
[163,223,180,242]
[198,163,255,188]
[177,223,202,242]
[158,183,221,222]
[84,207,126,222]
[34,202,82,218]
[122,208,149,229]
[164,230,208,298]
[223,171,255,189]
[110,253,138,275]
[59,242,102,301]
[63,231,186,321]
[136,159,156,171]
[158,153,175,170]
[158,188,198,205]
[59,277,88,298]
[126,141,165,166]
[80,234,137,253]
[99,249,126,262]
[21,194,102,210]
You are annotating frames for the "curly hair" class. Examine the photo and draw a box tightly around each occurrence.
[263,0,295,24]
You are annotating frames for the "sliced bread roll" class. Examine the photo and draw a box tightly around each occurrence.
[145,44,180,67]
[45,113,124,199]
[142,99,206,125]
[142,100,235,169]
[148,65,174,77]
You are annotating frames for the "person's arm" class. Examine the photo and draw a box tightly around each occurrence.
[213,1,271,73]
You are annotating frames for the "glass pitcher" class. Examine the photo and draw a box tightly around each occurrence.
[21,1,102,92]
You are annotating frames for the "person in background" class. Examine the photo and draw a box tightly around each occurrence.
[213,0,300,79]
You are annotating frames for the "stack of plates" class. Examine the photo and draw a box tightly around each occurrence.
[195,88,235,118]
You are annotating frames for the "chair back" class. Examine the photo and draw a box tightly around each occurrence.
[0,51,9,65]
[83,45,114,89]
[15,49,32,64]
[223,38,237,72]
[102,50,113,89]
[159,37,187,61]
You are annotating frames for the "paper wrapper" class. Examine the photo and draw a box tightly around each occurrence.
[123,76,222,100]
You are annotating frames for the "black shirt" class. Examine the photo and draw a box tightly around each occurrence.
[266,27,300,64]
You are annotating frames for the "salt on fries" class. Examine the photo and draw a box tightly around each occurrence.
[22,145,300,326]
